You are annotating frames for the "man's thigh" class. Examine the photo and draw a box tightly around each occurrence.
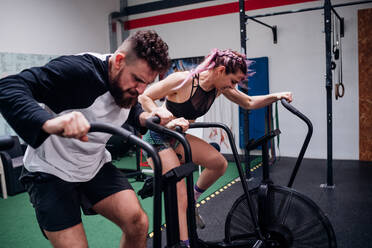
[81,162,140,226]
[20,169,82,232]
[92,189,146,230]
[45,223,88,248]
[80,162,133,212]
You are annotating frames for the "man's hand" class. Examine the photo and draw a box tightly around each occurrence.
[275,92,293,103]
[42,111,90,142]
[165,117,189,132]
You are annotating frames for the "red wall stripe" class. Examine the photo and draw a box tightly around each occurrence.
[124,0,318,30]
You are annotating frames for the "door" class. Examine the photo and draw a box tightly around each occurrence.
[358,8,372,161]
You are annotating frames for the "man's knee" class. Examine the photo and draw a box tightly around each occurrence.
[122,209,148,235]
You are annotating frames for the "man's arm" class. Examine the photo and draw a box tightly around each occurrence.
[0,73,54,147]
[0,54,106,147]
[125,102,148,135]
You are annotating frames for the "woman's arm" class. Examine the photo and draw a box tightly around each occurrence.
[138,71,187,112]
[222,87,292,110]
[138,71,189,125]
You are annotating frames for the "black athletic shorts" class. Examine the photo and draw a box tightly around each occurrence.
[20,162,133,232]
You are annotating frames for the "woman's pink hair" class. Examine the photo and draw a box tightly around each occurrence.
[172,48,254,91]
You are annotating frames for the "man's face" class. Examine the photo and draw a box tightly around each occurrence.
[109,56,158,108]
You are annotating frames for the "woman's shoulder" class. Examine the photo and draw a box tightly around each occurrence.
[164,71,191,87]
[168,71,189,81]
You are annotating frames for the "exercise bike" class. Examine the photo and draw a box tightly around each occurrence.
[144,99,337,248]
[87,123,165,248]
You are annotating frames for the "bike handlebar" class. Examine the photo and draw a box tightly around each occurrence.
[0,136,14,150]
[145,116,192,163]
[89,122,163,248]
[280,99,313,187]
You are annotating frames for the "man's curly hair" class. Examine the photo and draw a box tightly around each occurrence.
[120,30,170,74]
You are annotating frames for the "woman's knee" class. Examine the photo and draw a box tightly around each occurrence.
[218,158,228,176]
[210,154,228,175]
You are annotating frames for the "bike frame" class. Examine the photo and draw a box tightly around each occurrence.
[146,99,315,248]
[89,123,164,248]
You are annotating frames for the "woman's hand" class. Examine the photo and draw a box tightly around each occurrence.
[151,106,175,126]
[275,92,293,103]
[165,117,189,132]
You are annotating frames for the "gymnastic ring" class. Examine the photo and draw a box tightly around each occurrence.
[331,61,336,70]
[333,46,340,60]
[335,83,345,100]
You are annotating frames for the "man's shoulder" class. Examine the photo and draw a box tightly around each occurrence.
[49,53,111,67]
[76,52,112,62]
[45,53,110,81]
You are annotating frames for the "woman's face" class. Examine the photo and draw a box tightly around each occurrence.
[216,69,246,90]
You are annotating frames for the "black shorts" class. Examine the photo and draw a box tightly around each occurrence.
[20,162,133,232]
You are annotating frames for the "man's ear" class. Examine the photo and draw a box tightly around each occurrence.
[114,53,126,69]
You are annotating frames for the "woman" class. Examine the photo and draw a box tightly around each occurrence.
[139,49,292,247]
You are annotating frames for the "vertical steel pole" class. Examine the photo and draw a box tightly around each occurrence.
[120,0,130,42]
[323,0,335,187]
[108,13,118,53]
[239,0,252,179]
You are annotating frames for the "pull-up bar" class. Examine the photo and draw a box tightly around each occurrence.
[246,1,372,19]
[245,16,277,43]
[239,0,372,188]
[331,7,344,37]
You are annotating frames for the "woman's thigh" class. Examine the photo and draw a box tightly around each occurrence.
[175,134,226,170]
[148,148,182,174]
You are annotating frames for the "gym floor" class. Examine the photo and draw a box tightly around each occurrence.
[1,157,371,247]
[147,157,372,248]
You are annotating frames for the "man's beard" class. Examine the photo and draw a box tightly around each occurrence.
[109,70,138,108]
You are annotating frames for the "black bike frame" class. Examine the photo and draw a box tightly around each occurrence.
[188,122,265,242]
[145,117,199,248]
[0,136,14,150]
[145,99,314,248]
[280,99,313,188]
[89,123,163,248]
[145,117,265,247]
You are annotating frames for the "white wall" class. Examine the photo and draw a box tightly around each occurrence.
[244,0,370,160]
[126,0,372,160]
[0,0,119,55]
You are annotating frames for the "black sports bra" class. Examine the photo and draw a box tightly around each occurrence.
[165,74,217,120]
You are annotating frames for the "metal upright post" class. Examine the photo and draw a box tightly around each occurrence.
[322,0,335,188]
[108,13,118,53]
[119,0,130,42]
[239,0,252,179]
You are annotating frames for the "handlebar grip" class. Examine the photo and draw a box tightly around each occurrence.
[146,116,183,133]
[175,126,183,133]
[145,116,168,134]
[281,98,300,116]
[148,116,161,124]
[280,99,311,126]
[0,136,14,150]
[280,98,289,106]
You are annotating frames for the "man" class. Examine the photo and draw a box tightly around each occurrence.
[0,30,170,248]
